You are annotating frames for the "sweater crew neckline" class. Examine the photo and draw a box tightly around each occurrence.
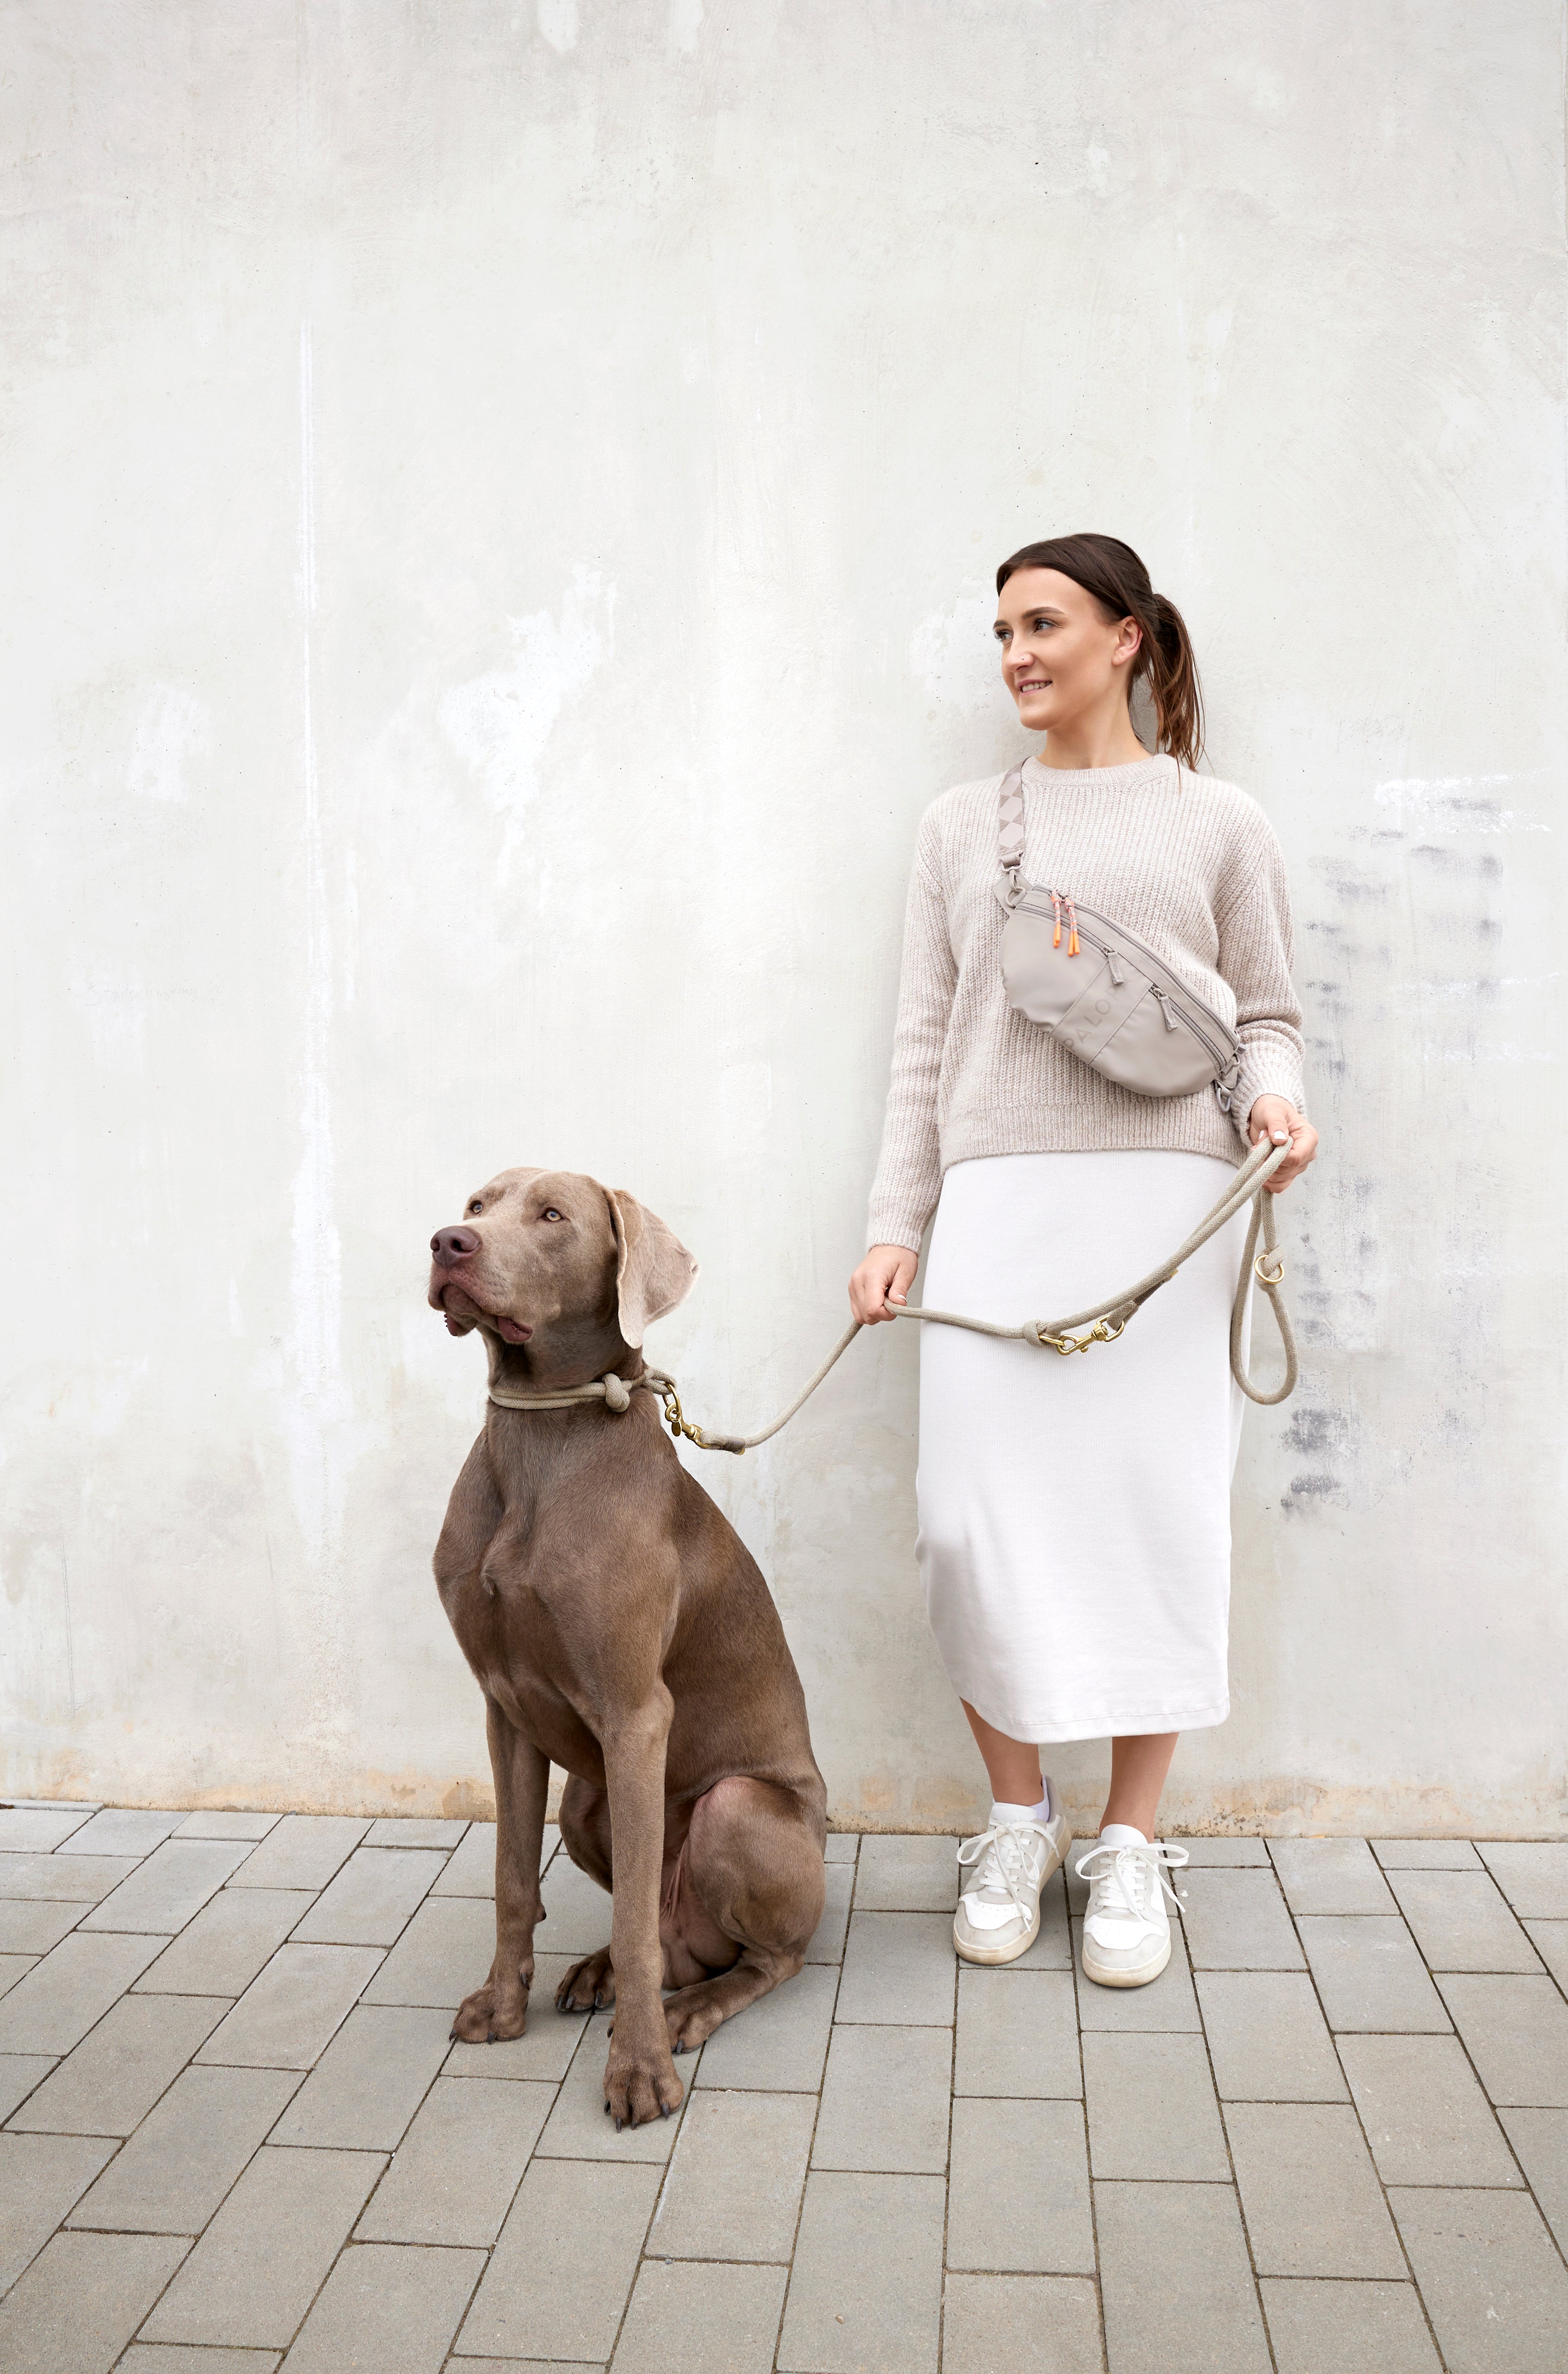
[1022,753,1173,792]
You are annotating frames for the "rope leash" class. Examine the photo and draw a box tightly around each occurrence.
[486,1136,1298,1453]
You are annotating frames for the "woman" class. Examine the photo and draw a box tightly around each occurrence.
[850,534,1316,1986]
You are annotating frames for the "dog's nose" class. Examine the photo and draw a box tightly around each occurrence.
[430,1226,481,1264]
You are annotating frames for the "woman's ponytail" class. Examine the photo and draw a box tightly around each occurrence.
[996,534,1206,771]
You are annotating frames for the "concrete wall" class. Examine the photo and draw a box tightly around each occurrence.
[5,1,1564,1835]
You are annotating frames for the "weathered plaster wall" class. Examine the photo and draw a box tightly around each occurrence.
[4,2,1564,1833]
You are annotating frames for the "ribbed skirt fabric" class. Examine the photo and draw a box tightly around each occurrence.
[916,1149,1249,1745]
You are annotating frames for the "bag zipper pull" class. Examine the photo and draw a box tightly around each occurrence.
[1105,949,1125,986]
[1065,896,1079,958]
[1049,890,1063,950]
[1153,987,1179,1032]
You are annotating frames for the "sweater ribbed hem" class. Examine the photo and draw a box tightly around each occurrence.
[866,1096,1245,1252]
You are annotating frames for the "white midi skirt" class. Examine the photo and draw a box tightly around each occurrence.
[916,1150,1250,1745]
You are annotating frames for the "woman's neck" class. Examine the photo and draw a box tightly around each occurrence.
[1034,715,1152,772]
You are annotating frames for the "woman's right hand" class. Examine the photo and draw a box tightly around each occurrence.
[850,1244,919,1325]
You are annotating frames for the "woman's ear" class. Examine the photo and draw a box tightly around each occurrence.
[605,1189,699,1348]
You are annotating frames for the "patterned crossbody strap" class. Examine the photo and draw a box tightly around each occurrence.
[996,764,1028,907]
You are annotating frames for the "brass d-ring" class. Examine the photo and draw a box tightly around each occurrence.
[1253,1252,1285,1287]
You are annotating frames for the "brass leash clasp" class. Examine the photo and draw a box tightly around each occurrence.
[1034,1316,1127,1357]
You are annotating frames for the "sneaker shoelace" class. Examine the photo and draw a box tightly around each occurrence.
[956,1818,1053,1917]
[1073,1838,1190,1931]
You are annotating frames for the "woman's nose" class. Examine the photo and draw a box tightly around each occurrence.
[430,1225,481,1265]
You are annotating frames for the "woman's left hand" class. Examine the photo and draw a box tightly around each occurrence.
[1249,1096,1318,1192]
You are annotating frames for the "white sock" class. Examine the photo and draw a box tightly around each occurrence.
[1099,1822,1148,1847]
[990,1778,1053,1828]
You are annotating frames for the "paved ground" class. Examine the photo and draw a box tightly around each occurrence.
[0,1811,1566,2372]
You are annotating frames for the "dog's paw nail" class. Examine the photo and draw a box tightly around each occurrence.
[660,2101,671,2117]
[614,2115,624,2132]
[603,2099,612,2116]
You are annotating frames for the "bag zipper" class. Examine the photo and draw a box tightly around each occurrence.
[1018,892,1240,1074]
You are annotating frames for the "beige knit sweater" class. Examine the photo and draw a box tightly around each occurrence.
[867,753,1306,1253]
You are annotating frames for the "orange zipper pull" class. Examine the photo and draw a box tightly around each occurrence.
[1066,896,1079,957]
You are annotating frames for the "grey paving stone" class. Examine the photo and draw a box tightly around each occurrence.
[1525,1921,1568,1988]
[0,2055,55,2121]
[442,1955,586,2084]
[280,2238,482,2373]
[777,2169,945,2374]
[79,1840,254,1935]
[805,1861,853,1963]
[1268,1837,1395,1915]
[0,1956,34,2001]
[0,2228,189,2374]
[1258,2278,1442,2374]
[692,1962,838,2093]
[428,1822,497,1897]
[941,2272,1103,2374]
[536,1852,613,1953]
[1391,2184,1568,2372]
[1387,1869,1544,1973]
[835,1912,955,2026]
[0,2131,117,2290]
[948,2097,1094,2273]
[613,2258,788,2374]
[1095,2179,1271,2374]
[364,1817,469,1849]
[173,1811,282,1840]
[1477,1842,1568,1918]
[825,1832,859,1863]
[1168,1837,1272,1864]
[458,2159,660,2360]
[451,2365,592,2374]
[854,1834,961,1912]
[9,1990,228,2135]
[810,2023,951,2173]
[1195,1972,1348,2101]
[954,1966,1079,2096]
[0,1930,163,2054]
[365,1896,496,2008]
[140,2145,384,2348]
[0,1807,95,1854]
[0,1899,82,1954]
[57,1808,185,1858]
[1072,1914,1202,2031]
[649,2087,815,2261]
[1497,2109,1568,2252]
[1297,1916,1451,2032]
[1339,2033,1524,2186]
[1372,1837,1482,1868]
[122,2350,283,2372]
[356,2074,550,2244]
[1179,1867,1304,1969]
[134,1890,316,1997]
[534,2020,692,2164]
[1225,2103,1406,2276]
[1082,2031,1229,2180]
[268,2004,453,2149]
[1437,1974,1568,2105]
[195,1944,383,2069]
[66,2065,301,2234]
[290,1847,446,1947]
[224,1815,370,1893]
[0,1852,139,1902]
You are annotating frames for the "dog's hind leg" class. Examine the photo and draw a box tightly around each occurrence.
[451,1703,550,2043]
[555,1777,618,2012]
[659,1774,826,2054]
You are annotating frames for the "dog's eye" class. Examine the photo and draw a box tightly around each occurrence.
[541,1208,564,1222]
[467,1201,482,1216]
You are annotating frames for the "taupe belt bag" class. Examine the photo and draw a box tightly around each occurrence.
[995,763,1244,1113]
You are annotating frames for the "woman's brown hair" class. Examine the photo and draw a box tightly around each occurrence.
[996,533,1205,771]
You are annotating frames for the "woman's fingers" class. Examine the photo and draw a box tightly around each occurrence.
[849,1246,918,1322]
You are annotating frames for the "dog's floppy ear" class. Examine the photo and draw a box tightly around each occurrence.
[606,1189,698,1349]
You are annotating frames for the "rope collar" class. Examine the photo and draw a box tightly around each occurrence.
[487,1367,673,1416]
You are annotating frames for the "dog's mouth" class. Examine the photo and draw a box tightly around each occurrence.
[433,1280,534,1344]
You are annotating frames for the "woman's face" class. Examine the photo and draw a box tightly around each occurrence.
[994,567,1141,735]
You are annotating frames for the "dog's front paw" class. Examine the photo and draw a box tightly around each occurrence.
[602,2031,683,2130]
[451,1974,529,2044]
[556,1946,616,2012]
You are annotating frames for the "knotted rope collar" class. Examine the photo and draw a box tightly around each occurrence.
[484,1135,1297,1457]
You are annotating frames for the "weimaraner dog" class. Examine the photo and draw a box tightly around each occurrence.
[427,1167,827,2127]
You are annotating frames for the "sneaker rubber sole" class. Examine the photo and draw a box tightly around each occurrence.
[1079,1929,1172,1988]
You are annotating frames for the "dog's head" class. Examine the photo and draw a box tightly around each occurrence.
[428,1167,698,1365]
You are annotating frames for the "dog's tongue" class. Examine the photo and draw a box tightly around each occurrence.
[496,1317,532,1344]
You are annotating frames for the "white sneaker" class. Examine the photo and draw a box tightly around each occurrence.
[1075,1829,1188,1986]
[953,1792,1070,1965]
